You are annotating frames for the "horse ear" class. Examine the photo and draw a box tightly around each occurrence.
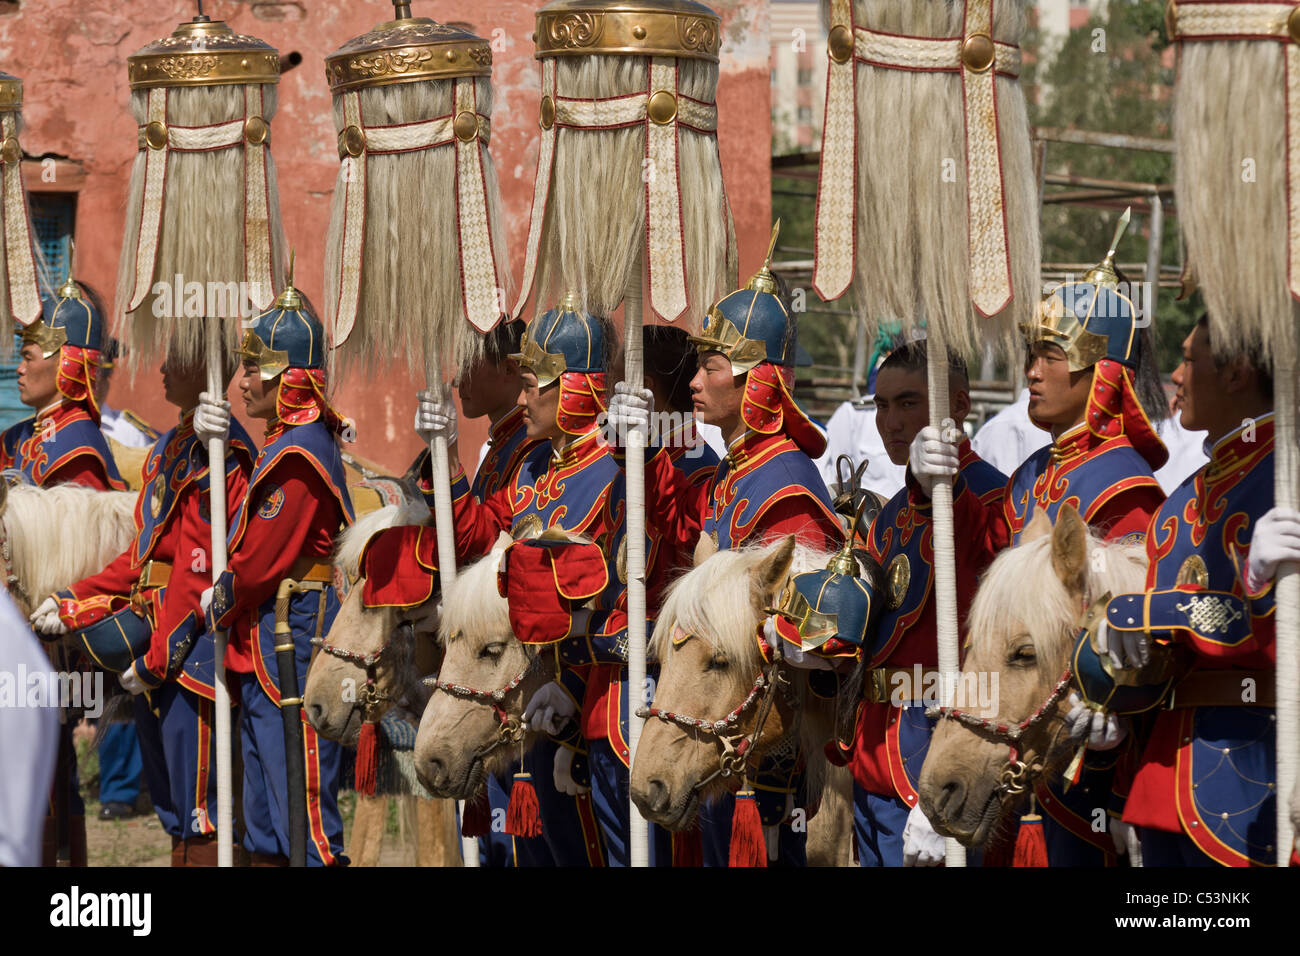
[1050,504,1090,598]
[693,531,718,567]
[753,534,797,602]
[1020,509,1051,544]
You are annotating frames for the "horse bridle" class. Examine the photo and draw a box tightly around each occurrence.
[925,667,1074,798]
[422,647,546,760]
[636,650,795,793]
[311,620,415,724]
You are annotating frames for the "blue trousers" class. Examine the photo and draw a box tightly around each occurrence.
[588,738,670,867]
[153,683,228,839]
[97,721,142,806]
[852,784,910,867]
[1139,827,1216,867]
[134,694,180,836]
[240,673,344,865]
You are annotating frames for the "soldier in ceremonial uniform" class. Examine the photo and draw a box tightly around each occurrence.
[842,341,1006,866]
[1,276,125,490]
[405,297,621,865]
[30,351,256,865]
[911,233,1169,866]
[610,242,843,866]
[412,318,583,868]
[1096,314,1286,866]
[642,325,720,487]
[200,280,354,866]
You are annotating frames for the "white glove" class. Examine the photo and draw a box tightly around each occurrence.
[200,586,214,616]
[523,681,576,736]
[119,668,147,696]
[1245,507,1300,593]
[1065,692,1127,751]
[1093,617,1148,671]
[762,615,832,671]
[607,382,654,445]
[29,596,67,636]
[553,746,590,796]
[194,392,231,444]
[907,419,962,497]
[1110,816,1133,856]
[902,804,945,866]
[414,389,457,445]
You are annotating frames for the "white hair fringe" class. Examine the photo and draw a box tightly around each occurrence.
[324,76,508,381]
[114,84,286,373]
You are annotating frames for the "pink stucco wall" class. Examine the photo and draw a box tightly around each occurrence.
[1,0,771,474]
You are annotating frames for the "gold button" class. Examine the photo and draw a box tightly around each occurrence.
[1289,6,1300,44]
[539,94,555,130]
[647,89,677,125]
[454,110,479,142]
[339,124,365,158]
[144,120,169,150]
[633,25,646,40]
[0,135,20,166]
[244,115,268,146]
[828,24,854,64]
[962,33,995,73]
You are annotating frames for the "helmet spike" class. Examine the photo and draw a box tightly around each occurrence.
[746,221,781,295]
[274,250,302,311]
[1084,207,1131,291]
[57,238,81,301]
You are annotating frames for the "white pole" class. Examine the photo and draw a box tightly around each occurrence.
[1273,364,1298,866]
[424,347,479,868]
[926,339,965,868]
[206,317,233,868]
[624,255,651,868]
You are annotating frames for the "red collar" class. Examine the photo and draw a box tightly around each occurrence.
[725,430,794,471]
[489,405,526,446]
[1206,413,1274,482]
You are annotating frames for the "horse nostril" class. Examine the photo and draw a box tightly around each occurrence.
[934,779,965,821]
[305,700,324,729]
[646,778,669,814]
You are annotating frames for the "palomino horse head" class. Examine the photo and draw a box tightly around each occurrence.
[304,500,439,743]
[0,480,136,615]
[917,505,1148,847]
[413,532,553,799]
[631,535,850,830]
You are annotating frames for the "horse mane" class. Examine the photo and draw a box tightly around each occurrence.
[651,541,832,699]
[4,484,137,608]
[967,530,1148,661]
[439,539,512,647]
[333,496,430,580]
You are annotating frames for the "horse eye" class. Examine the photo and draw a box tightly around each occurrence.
[706,654,729,672]
[479,642,505,660]
[1008,642,1036,666]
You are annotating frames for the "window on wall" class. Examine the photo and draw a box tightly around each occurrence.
[0,192,77,431]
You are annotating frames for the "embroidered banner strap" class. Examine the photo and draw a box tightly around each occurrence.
[128,86,276,314]
[512,57,719,323]
[331,79,502,346]
[0,111,40,326]
[813,0,1020,315]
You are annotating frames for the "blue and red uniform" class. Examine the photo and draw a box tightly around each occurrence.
[1114,414,1279,866]
[848,439,1005,866]
[56,412,256,850]
[1,400,125,490]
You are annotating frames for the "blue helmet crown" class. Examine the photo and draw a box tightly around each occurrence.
[690,221,793,376]
[23,274,104,357]
[237,260,326,380]
[511,292,607,388]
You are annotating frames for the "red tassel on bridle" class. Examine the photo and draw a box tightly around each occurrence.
[1012,796,1049,868]
[728,788,766,867]
[354,719,378,796]
[505,772,543,838]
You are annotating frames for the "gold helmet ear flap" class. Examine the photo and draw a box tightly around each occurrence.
[509,331,566,389]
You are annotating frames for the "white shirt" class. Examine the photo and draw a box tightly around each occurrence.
[0,591,58,867]
[971,388,1052,477]
[1155,415,1209,494]
[813,400,907,501]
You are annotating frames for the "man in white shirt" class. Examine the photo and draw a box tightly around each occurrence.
[0,591,58,866]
